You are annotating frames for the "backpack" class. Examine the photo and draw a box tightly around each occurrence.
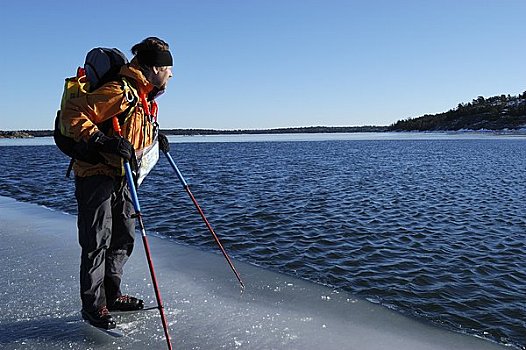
[54,48,135,176]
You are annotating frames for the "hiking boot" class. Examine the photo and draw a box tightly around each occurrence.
[108,295,144,311]
[81,306,116,329]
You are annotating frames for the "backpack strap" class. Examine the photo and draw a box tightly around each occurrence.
[98,77,138,133]
[116,77,139,126]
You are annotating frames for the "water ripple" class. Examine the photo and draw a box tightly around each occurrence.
[1,139,525,348]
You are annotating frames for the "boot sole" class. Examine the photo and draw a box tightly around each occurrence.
[81,310,117,330]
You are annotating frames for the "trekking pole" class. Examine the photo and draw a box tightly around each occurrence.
[113,118,173,350]
[163,150,245,290]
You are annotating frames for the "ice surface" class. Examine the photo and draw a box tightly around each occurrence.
[0,196,509,349]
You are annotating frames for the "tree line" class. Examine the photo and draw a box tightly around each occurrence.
[388,92,526,131]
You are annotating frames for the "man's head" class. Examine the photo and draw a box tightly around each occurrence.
[132,37,173,90]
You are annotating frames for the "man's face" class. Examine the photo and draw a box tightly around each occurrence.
[150,66,173,90]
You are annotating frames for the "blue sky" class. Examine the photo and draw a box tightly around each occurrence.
[1,0,525,130]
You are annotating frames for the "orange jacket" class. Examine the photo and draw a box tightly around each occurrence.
[61,64,157,178]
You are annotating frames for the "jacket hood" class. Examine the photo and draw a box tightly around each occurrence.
[120,63,155,96]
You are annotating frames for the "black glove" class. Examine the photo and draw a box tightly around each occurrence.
[158,133,170,153]
[89,131,135,161]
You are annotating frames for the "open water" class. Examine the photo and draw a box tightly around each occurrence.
[0,133,524,348]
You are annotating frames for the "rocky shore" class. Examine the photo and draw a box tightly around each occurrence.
[0,131,34,138]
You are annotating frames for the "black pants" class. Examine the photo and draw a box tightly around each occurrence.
[75,175,135,312]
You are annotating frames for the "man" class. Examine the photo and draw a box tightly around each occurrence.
[62,37,173,329]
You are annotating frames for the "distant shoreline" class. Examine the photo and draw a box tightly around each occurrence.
[2,125,526,139]
[5,92,524,139]
[0,126,388,139]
